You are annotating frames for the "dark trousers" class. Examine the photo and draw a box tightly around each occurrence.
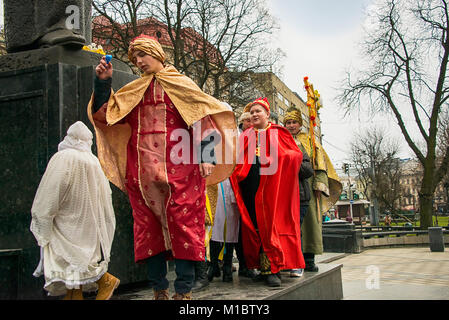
[300,204,309,226]
[209,240,234,268]
[299,204,309,262]
[299,204,315,265]
[147,252,195,294]
[235,218,247,270]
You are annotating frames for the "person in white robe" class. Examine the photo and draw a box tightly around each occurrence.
[208,178,240,283]
[30,121,119,300]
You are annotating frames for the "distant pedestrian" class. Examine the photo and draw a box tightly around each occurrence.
[385,214,392,226]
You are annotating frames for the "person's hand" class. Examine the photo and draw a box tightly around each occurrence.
[200,163,215,178]
[314,190,322,200]
[95,56,113,80]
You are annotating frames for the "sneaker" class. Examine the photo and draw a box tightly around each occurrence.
[290,269,304,277]
[265,274,281,287]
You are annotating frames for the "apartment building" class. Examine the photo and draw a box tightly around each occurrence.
[249,72,322,141]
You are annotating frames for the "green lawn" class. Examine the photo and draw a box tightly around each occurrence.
[379,216,449,227]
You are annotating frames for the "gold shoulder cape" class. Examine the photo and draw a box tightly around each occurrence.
[87,65,237,193]
[297,133,342,213]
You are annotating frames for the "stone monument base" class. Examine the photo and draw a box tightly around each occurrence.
[0,48,147,299]
[112,256,345,300]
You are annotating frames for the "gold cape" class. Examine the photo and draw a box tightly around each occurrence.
[87,65,237,193]
[296,132,342,213]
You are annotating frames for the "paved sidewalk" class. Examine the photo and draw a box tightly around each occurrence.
[338,247,449,300]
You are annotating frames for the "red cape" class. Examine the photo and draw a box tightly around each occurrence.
[230,124,305,273]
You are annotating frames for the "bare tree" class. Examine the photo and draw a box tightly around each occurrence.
[350,127,407,221]
[151,0,282,99]
[92,0,152,70]
[338,0,449,228]
[92,0,281,102]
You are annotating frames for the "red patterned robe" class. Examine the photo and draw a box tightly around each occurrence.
[95,79,215,263]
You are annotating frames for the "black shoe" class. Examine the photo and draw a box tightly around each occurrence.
[304,263,319,272]
[238,267,249,277]
[239,268,259,279]
[222,266,233,282]
[252,273,265,282]
[207,265,221,282]
[192,278,209,292]
[265,274,281,287]
[192,260,209,292]
[247,269,259,279]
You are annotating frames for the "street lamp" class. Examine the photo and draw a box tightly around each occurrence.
[444,182,449,214]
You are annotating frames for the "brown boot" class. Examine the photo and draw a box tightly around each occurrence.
[72,287,84,300]
[172,292,192,300]
[153,289,170,300]
[62,289,73,300]
[96,272,120,300]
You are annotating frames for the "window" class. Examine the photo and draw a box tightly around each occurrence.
[279,108,285,116]
[277,92,283,102]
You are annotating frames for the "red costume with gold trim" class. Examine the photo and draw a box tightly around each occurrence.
[230,122,306,274]
[94,79,215,263]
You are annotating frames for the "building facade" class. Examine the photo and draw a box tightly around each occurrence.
[399,159,448,214]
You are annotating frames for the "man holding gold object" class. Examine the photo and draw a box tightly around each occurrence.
[284,104,342,272]
[88,35,236,300]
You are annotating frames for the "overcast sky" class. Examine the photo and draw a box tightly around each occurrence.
[266,0,417,169]
[0,0,417,169]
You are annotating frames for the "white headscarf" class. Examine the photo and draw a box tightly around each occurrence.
[58,121,93,152]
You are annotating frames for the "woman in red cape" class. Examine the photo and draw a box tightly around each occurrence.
[230,98,305,287]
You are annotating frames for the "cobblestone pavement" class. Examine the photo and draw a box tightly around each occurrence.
[338,247,449,300]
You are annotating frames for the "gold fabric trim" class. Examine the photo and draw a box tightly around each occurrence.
[295,133,342,213]
[87,66,237,192]
[259,252,272,275]
[205,184,218,226]
[314,181,330,197]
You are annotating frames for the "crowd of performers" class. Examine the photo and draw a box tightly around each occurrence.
[29,35,342,300]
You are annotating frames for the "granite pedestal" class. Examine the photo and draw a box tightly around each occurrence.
[0,47,146,299]
[322,221,363,253]
[429,227,445,252]
[112,263,344,300]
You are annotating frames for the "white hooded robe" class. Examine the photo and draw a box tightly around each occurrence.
[30,121,116,296]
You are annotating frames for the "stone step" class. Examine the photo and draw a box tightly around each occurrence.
[113,260,344,300]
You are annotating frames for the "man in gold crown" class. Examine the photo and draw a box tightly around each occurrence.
[284,107,342,272]
[88,35,236,300]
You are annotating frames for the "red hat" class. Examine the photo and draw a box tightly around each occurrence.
[244,97,270,113]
